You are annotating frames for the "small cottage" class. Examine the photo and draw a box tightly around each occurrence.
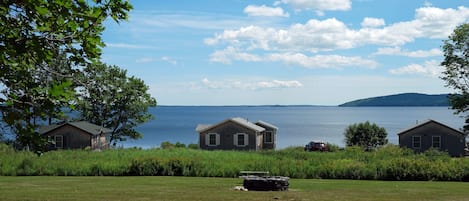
[398,119,466,157]
[39,121,112,151]
[196,117,277,150]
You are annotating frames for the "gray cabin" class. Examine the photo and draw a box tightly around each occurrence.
[398,119,466,157]
[39,121,112,151]
[196,117,278,150]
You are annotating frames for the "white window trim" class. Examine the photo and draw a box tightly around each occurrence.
[234,133,249,147]
[412,136,421,149]
[264,131,274,144]
[54,135,63,149]
[432,136,441,149]
[205,133,220,146]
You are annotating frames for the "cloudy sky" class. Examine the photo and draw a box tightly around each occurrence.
[101,0,469,106]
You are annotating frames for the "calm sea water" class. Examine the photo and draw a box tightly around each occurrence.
[121,106,465,149]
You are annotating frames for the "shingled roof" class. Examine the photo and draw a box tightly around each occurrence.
[196,117,265,133]
[39,121,112,136]
[397,119,465,136]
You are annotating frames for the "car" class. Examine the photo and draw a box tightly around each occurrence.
[304,141,328,152]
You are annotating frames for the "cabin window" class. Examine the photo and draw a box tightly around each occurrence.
[238,134,245,146]
[264,131,273,143]
[412,136,421,148]
[209,134,216,145]
[206,133,219,146]
[54,135,63,149]
[234,133,248,147]
[432,136,441,149]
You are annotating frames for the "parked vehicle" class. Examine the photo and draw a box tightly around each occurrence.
[304,141,328,152]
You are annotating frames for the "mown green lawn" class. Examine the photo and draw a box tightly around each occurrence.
[1,176,468,201]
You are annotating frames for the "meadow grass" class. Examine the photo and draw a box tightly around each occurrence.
[1,176,469,201]
[1,143,469,181]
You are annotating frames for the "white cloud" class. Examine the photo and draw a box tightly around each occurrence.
[200,78,303,90]
[389,60,443,77]
[244,5,289,17]
[209,47,262,64]
[361,17,385,27]
[256,80,303,88]
[201,78,221,89]
[206,18,357,52]
[136,56,178,64]
[413,6,469,38]
[374,47,442,57]
[315,10,325,17]
[107,43,155,49]
[161,56,177,65]
[128,11,279,32]
[136,57,156,63]
[201,78,303,90]
[205,6,469,52]
[423,1,433,7]
[266,53,378,69]
[275,0,352,12]
[209,48,378,69]
[153,75,449,106]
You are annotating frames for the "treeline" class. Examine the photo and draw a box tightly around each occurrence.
[1,143,468,181]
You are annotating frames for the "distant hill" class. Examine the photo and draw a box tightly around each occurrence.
[339,93,451,107]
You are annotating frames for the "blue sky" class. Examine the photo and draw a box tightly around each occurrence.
[101,0,469,106]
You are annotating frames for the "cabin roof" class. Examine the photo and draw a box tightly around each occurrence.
[196,117,266,133]
[397,119,465,136]
[255,120,278,130]
[39,121,112,136]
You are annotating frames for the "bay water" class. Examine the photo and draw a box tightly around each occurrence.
[122,106,465,149]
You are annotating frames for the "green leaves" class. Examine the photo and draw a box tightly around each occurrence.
[76,62,156,145]
[344,121,388,149]
[49,80,71,98]
[0,0,133,150]
[441,23,469,132]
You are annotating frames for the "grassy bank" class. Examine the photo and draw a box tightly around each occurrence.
[1,143,469,181]
[1,176,469,201]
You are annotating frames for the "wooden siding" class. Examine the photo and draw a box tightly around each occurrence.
[44,124,91,150]
[199,120,261,150]
[398,121,465,157]
[43,124,108,150]
[257,123,276,149]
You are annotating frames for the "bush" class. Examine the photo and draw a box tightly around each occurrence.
[344,121,388,148]
[160,141,174,149]
[188,143,199,149]
[326,143,340,152]
[174,142,186,148]
[161,141,187,149]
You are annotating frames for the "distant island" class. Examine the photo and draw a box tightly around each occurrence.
[339,93,451,107]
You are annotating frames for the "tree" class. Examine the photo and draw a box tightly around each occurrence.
[344,121,388,148]
[0,52,76,150]
[441,23,469,131]
[0,1,132,149]
[77,62,157,146]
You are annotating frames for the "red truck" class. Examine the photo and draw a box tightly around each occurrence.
[304,141,328,152]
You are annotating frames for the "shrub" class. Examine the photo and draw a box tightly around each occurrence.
[344,121,388,148]
[160,141,174,149]
[174,142,186,148]
[326,143,340,152]
[188,143,199,149]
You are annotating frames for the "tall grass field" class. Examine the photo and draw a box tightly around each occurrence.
[1,143,469,181]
